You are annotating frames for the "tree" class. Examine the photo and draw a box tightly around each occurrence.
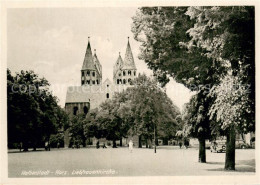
[7,69,67,151]
[132,6,255,168]
[186,6,255,170]
[69,114,87,147]
[132,7,219,162]
[182,93,212,162]
[125,74,181,149]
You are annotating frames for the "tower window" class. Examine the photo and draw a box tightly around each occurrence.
[82,71,84,76]
[87,71,90,76]
[86,80,90,84]
[117,79,119,84]
[128,71,131,75]
[83,106,88,114]
[119,79,122,84]
[106,93,109,99]
[128,79,131,83]
[92,72,95,77]
[123,79,126,84]
[96,80,99,84]
[73,106,78,116]
[92,80,95,85]
[134,71,136,76]
[82,80,84,85]
[123,71,126,76]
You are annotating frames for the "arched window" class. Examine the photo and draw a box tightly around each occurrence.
[117,79,120,84]
[92,72,95,77]
[119,79,122,84]
[82,71,84,76]
[86,80,90,84]
[82,80,84,85]
[123,79,126,84]
[134,71,136,76]
[128,79,131,83]
[123,71,126,76]
[106,93,109,99]
[83,106,88,114]
[96,80,99,84]
[92,80,95,85]
[87,70,90,76]
[128,70,131,75]
[73,106,78,115]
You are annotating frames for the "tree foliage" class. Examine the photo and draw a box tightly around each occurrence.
[7,69,69,150]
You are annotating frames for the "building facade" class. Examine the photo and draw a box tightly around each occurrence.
[64,37,137,147]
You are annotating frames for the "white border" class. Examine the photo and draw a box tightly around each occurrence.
[1,0,259,184]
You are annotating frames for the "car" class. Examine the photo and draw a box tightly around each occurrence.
[235,139,250,149]
[210,140,226,153]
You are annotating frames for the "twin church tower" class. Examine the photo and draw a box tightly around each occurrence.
[80,37,137,87]
[64,37,137,147]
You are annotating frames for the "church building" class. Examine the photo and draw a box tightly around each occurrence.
[64,37,137,147]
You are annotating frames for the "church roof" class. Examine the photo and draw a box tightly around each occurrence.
[65,86,104,103]
[93,50,102,76]
[82,39,96,71]
[122,38,137,70]
[113,53,123,77]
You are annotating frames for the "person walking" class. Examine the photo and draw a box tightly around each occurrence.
[129,140,133,153]
[96,141,100,149]
[179,141,182,149]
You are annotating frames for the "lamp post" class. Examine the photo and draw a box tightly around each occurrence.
[154,122,156,153]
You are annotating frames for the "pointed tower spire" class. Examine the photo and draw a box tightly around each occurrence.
[93,49,102,77]
[122,37,137,70]
[113,51,124,78]
[82,37,96,70]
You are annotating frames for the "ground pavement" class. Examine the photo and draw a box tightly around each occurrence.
[8,146,255,177]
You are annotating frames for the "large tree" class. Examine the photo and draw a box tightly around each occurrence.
[186,6,255,170]
[132,6,255,168]
[7,69,68,151]
[132,7,220,162]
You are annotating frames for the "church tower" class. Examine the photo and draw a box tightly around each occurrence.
[81,37,102,86]
[113,37,137,85]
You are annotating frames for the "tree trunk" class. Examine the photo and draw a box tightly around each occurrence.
[148,138,152,148]
[138,135,142,148]
[163,138,168,145]
[112,140,117,148]
[198,137,206,163]
[146,138,148,148]
[225,127,236,170]
[120,138,122,147]
[23,141,28,151]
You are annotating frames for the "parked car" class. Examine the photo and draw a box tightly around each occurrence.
[236,139,250,149]
[210,140,226,153]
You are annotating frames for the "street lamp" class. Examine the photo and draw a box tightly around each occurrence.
[154,122,156,153]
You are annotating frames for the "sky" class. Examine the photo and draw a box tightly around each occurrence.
[7,7,193,111]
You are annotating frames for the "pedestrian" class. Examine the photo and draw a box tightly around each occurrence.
[184,139,189,149]
[45,141,48,151]
[129,140,133,153]
[96,141,100,149]
[102,143,107,148]
[179,141,182,149]
[19,142,23,152]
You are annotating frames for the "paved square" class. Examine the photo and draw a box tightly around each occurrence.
[8,147,255,177]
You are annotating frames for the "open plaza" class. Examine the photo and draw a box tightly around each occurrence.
[8,147,255,177]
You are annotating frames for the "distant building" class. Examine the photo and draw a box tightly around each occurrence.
[64,37,137,147]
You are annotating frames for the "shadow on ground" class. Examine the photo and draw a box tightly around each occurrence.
[206,159,255,173]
